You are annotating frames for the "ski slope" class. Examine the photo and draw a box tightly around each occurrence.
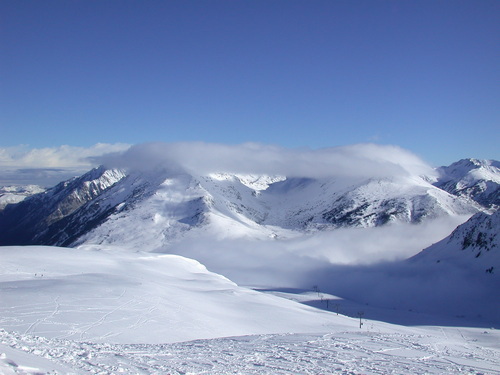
[0,246,353,344]
[1,245,499,374]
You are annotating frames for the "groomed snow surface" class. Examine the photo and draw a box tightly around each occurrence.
[1,246,499,374]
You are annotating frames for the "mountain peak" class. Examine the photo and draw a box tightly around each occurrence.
[438,158,499,177]
[434,158,499,209]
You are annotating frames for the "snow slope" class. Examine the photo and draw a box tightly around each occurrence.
[0,246,355,344]
[410,210,499,273]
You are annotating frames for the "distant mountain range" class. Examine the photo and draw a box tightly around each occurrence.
[0,158,498,249]
[0,185,45,210]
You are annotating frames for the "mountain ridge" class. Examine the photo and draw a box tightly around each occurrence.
[0,167,126,246]
[0,158,497,251]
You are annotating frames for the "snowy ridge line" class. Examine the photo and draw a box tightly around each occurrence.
[1,328,499,375]
[434,158,500,210]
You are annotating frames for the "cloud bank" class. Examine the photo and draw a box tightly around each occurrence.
[96,142,435,179]
[166,215,468,288]
[1,141,435,186]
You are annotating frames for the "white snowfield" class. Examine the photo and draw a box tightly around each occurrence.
[1,245,499,374]
[0,246,352,344]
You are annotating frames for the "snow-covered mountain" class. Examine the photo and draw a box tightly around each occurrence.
[434,158,500,209]
[0,167,126,246]
[0,160,486,249]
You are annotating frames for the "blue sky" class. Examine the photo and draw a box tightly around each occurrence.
[0,0,498,166]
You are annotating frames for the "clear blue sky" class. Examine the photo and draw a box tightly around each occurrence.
[1,0,498,166]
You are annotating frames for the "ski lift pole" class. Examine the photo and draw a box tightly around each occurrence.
[358,311,364,329]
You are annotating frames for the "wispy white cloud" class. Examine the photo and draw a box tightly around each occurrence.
[0,143,131,186]
[0,143,130,168]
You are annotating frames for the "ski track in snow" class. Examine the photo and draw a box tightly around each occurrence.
[23,296,61,336]
[1,328,499,375]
